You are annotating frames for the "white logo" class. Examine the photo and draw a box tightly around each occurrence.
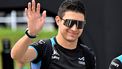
[78,57,85,65]
[53,49,59,55]
[78,57,85,61]
[38,40,45,44]
[111,61,119,67]
[52,55,60,60]
[52,49,60,60]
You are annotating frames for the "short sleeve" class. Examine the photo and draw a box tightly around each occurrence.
[29,40,47,63]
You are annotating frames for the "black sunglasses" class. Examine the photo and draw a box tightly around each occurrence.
[60,18,86,29]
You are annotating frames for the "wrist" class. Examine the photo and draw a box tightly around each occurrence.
[25,30,36,39]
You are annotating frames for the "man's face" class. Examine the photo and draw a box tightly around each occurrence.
[56,11,85,42]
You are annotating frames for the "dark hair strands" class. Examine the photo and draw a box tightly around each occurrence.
[58,0,86,18]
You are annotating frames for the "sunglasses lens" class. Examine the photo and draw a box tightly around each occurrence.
[64,19,85,29]
[64,20,73,27]
[77,21,85,29]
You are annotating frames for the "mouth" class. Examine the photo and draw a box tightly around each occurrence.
[68,31,78,37]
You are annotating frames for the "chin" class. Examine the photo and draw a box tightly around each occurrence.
[66,37,77,42]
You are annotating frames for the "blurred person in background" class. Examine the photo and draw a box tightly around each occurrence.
[109,55,122,69]
[11,0,96,69]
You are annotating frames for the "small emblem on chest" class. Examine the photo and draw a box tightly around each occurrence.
[52,49,60,60]
[78,57,86,65]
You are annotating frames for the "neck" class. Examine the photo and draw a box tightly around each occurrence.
[56,35,78,50]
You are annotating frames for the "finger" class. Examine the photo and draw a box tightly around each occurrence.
[28,2,31,12]
[32,0,36,12]
[41,10,47,23]
[36,3,40,14]
[42,10,46,18]
[25,8,28,17]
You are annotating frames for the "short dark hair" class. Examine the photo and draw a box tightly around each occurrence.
[58,0,86,18]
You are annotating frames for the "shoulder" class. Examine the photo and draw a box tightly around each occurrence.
[29,38,52,57]
[79,44,96,62]
[79,44,95,56]
[30,38,52,63]
[31,39,51,46]
[79,44,96,69]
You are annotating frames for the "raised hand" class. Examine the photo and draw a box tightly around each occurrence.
[25,0,46,36]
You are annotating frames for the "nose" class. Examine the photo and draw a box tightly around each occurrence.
[70,24,77,31]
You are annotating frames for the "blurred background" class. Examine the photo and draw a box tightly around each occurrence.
[0,0,122,69]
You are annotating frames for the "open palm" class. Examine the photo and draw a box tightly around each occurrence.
[25,0,46,36]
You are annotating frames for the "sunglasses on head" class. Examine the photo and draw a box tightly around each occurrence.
[60,18,86,29]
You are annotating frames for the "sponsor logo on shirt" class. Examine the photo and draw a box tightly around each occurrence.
[111,61,119,67]
[78,57,86,65]
[38,40,45,44]
[52,49,60,60]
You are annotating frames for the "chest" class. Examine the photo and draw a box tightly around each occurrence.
[48,46,86,69]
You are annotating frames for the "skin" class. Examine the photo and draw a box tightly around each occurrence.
[11,0,85,64]
[55,11,84,49]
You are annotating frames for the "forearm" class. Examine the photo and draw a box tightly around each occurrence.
[11,35,32,60]
[11,0,46,62]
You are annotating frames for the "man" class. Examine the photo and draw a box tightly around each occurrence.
[109,55,122,69]
[11,0,96,69]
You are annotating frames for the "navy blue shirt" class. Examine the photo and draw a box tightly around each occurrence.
[30,37,96,69]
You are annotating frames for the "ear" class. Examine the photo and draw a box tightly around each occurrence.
[55,16,61,26]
